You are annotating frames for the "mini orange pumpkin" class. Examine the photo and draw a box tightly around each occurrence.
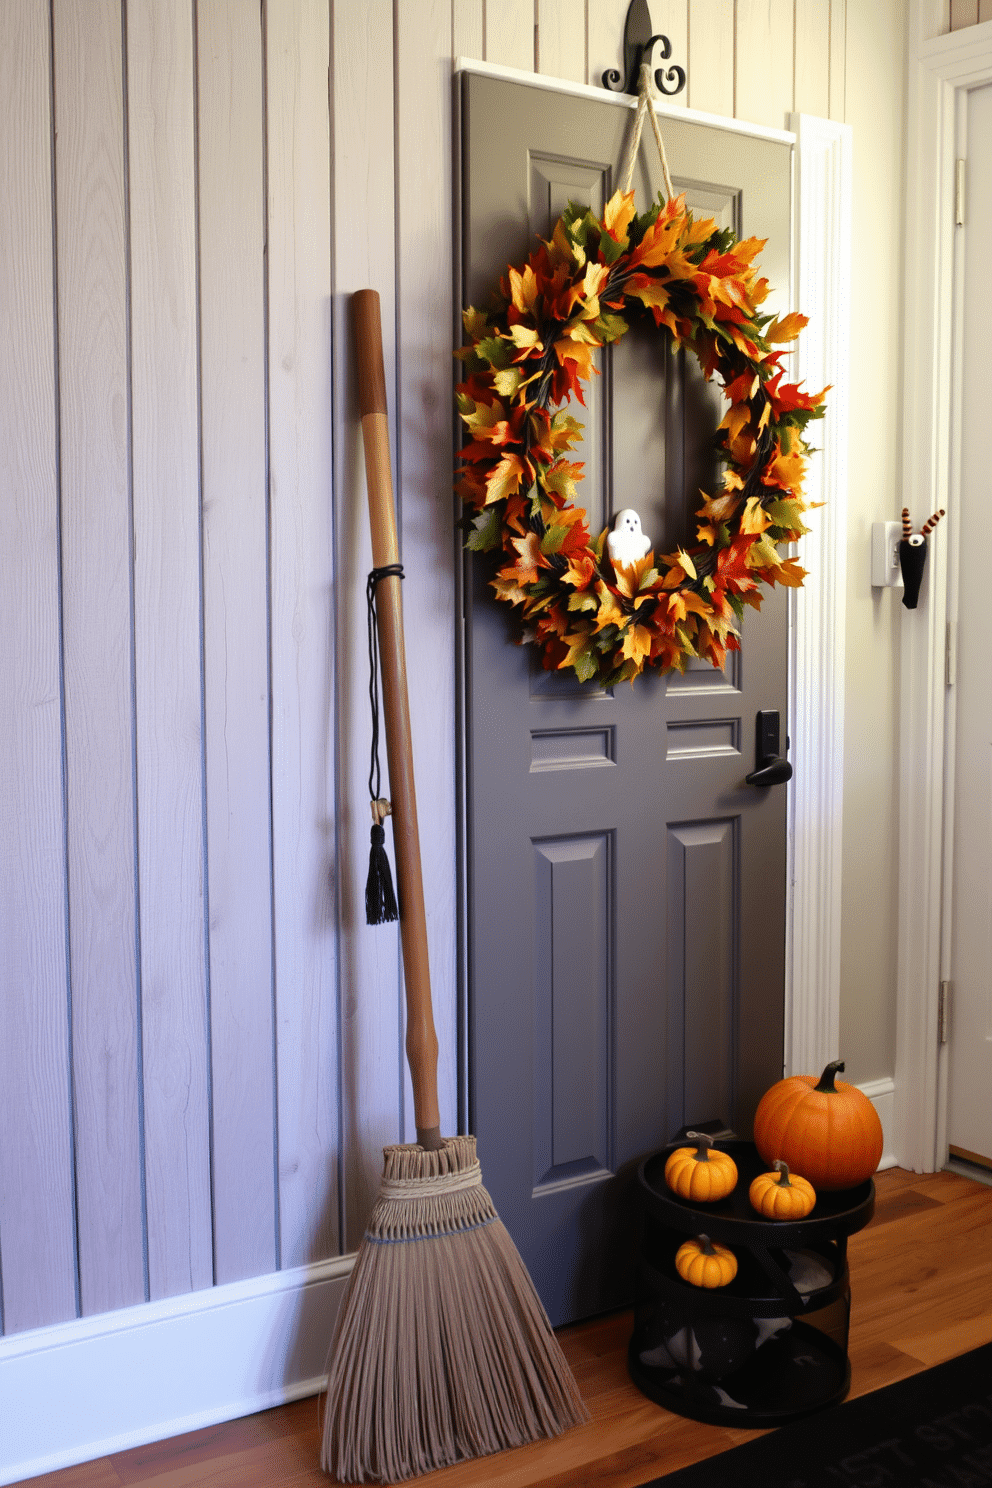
[753,1060,883,1191]
[665,1132,738,1202]
[749,1159,817,1220]
[675,1234,738,1288]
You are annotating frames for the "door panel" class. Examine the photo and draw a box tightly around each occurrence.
[460,71,793,1324]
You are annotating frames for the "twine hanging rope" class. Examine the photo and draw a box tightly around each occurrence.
[619,61,675,201]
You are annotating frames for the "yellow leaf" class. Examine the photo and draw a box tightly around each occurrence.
[621,622,653,668]
[719,403,750,443]
[462,306,488,339]
[603,190,636,241]
[593,584,626,632]
[508,264,539,314]
[509,323,542,350]
[493,366,523,399]
[484,452,525,505]
[766,311,808,343]
[740,497,772,535]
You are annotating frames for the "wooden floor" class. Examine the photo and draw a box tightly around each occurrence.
[29,1167,992,1488]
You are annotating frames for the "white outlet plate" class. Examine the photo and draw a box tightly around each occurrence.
[871,520,903,588]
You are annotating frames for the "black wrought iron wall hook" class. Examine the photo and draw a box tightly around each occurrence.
[601,0,686,98]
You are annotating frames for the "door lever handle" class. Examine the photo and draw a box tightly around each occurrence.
[746,754,793,787]
[745,709,793,788]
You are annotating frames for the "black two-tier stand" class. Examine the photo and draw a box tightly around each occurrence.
[628,1140,875,1427]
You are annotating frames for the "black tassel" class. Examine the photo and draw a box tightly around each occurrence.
[366,820,398,925]
[365,564,404,926]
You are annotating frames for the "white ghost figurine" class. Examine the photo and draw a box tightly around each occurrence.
[607,508,652,568]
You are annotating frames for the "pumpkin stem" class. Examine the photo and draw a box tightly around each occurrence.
[773,1159,793,1186]
[814,1059,845,1093]
[685,1130,715,1162]
[697,1234,716,1255]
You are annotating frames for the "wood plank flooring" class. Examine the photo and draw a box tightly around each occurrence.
[27,1168,992,1488]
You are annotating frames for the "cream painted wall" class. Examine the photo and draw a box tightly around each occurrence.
[838,0,908,1084]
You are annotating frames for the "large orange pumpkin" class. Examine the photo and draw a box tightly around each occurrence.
[753,1059,883,1191]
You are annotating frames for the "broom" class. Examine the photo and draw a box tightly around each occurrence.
[321,289,588,1483]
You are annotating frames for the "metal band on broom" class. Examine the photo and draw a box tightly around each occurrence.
[321,290,588,1483]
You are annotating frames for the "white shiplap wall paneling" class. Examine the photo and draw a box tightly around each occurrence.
[395,0,458,1141]
[0,0,77,1336]
[588,0,636,88]
[453,0,485,60]
[485,0,536,71]
[129,0,212,1305]
[829,0,847,121]
[197,0,276,1291]
[795,0,832,118]
[266,0,339,1271]
[53,0,146,1320]
[645,0,688,107]
[735,0,795,128]
[686,0,735,116]
[332,0,404,1253]
[536,0,586,82]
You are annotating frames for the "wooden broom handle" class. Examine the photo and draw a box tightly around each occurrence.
[352,289,441,1150]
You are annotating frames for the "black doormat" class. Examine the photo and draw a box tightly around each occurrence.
[641,1341,992,1486]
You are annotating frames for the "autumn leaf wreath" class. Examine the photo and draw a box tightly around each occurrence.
[455,189,828,686]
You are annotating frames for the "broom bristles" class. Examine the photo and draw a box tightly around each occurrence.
[321,1135,588,1483]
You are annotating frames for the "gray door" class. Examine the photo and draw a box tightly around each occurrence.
[459,71,793,1326]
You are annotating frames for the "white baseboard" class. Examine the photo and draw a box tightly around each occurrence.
[859,1076,898,1171]
[0,1254,353,1485]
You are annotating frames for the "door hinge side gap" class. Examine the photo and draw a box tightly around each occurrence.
[939,980,951,1045]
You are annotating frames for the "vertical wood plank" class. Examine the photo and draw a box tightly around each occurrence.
[588,0,632,87]
[196,0,276,1288]
[829,0,847,122]
[395,0,458,1143]
[536,0,585,82]
[949,0,979,27]
[735,0,795,128]
[0,0,78,1335]
[795,0,831,117]
[486,0,536,70]
[332,0,402,1251]
[686,0,735,116]
[453,0,484,58]
[981,0,992,24]
[128,0,213,1304]
[52,0,146,1319]
[266,0,339,1269]
[648,0,688,109]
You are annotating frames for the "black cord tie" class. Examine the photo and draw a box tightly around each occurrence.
[365,564,404,924]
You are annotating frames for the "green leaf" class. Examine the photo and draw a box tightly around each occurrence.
[571,647,600,683]
[541,524,569,555]
[591,311,629,344]
[597,231,626,266]
[465,504,504,552]
[475,336,515,371]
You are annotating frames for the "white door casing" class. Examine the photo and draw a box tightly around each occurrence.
[895,5,992,1173]
[946,81,992,1167]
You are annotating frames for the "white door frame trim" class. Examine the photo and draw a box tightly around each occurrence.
[454,60,853,1098]
[894,6,992,1172]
